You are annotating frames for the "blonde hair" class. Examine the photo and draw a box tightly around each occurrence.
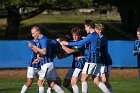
[95,23,104,33]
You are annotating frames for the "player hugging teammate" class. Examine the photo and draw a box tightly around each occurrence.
[21,20,113,93]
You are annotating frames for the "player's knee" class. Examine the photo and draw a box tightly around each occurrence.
[47,80,54,87]
[93,81,98,85]
[93,77,100,85]
[26,79,33,87]
[71,80,76,85]
[25,82,32,87]
[81,77,86,82]
[102,79,107,84]
[81,74,89,82]
[37,80,44,87]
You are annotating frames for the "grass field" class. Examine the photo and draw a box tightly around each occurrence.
[0,77,140,93]
[0,68,140,93]
[0,14,137,93]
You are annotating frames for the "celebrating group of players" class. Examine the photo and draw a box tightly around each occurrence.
[20,19,113,93]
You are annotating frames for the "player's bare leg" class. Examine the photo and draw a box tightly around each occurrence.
[92,75,110,93]
[37,79,45,93]
[48,81,64,93]
[81,73,90,93]
[71,76,79,93]
[102,73,113,93]
[20,78,33,93]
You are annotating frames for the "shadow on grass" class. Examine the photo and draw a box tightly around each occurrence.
[0,88,18,93]
[0,20,136,40]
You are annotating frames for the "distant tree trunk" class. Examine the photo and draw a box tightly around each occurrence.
[133,8,140,34]
[118,6,140,35]
[5,6,21,39]
[118,7,135,34]
[4,3,74,40]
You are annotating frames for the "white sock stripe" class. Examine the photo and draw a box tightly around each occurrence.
[82,81,88,93]
[72,85,79,93]
[20,85,28,93]
[39,86,44,93]
[53,84,64,93]
[98,82,110,93]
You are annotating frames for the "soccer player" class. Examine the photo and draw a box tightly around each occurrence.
[20,36,41,93]
[95,23,113,93]
[133,26,140,79]
[27,25,64,93]
[45,37,65,93]
[61,27,86,93]
[46,68,62,93]
[61,20,110,93]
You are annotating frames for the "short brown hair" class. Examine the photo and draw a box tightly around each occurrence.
[71,27,81,36]
[31,25,45,34]
[84,19,95,29]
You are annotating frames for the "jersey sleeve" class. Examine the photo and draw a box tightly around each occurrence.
[68,34,92,46]
[133,40,138,51]
[133,40,137,51]
[40,37,47,49]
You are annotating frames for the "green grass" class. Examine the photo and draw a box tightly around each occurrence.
[0,14,130,40]
[0,14,121,30]
[0,77,140,93]
[21,14,121,24]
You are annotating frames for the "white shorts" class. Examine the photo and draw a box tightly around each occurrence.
[100,65,112,76]
[27,67,39,78]
[64,68,75,79]
[72,68,82,77]
[38,62,54,80]
[82,62,102,76]
[46,68,60,81]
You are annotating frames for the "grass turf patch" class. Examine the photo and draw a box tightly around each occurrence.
[0,77,140,93]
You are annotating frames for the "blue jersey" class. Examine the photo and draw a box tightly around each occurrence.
[100,35,112,66]
[68,32,100,63]
[70,40,86,69]
[49,39,62,61]
[134,40,140,55]
[29,40,40,68]
[134,40,140,68]
[38,35,52,65]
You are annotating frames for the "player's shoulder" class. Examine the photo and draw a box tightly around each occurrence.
[101,35,107,40]
[39,35,49,42]
[42,35,48,40]
[135,39,139,42]
[91,32,99,37]
[134,40,139,43]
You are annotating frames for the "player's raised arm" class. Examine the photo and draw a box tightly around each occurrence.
[30,26,47,55]
[28,41,46,55]
[27,42,38,53]
[31,44,46,55]
[61,45,75,54]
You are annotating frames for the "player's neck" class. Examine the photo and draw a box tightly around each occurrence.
[39,34,43,39]
[90,29,95,33]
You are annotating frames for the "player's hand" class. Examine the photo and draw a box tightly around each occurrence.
[133,51,138,56]
[37,55,43,61]
[60,41,68,45]
[28,42,33,48]
[75,56,83,61]
[32,59,40,64]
